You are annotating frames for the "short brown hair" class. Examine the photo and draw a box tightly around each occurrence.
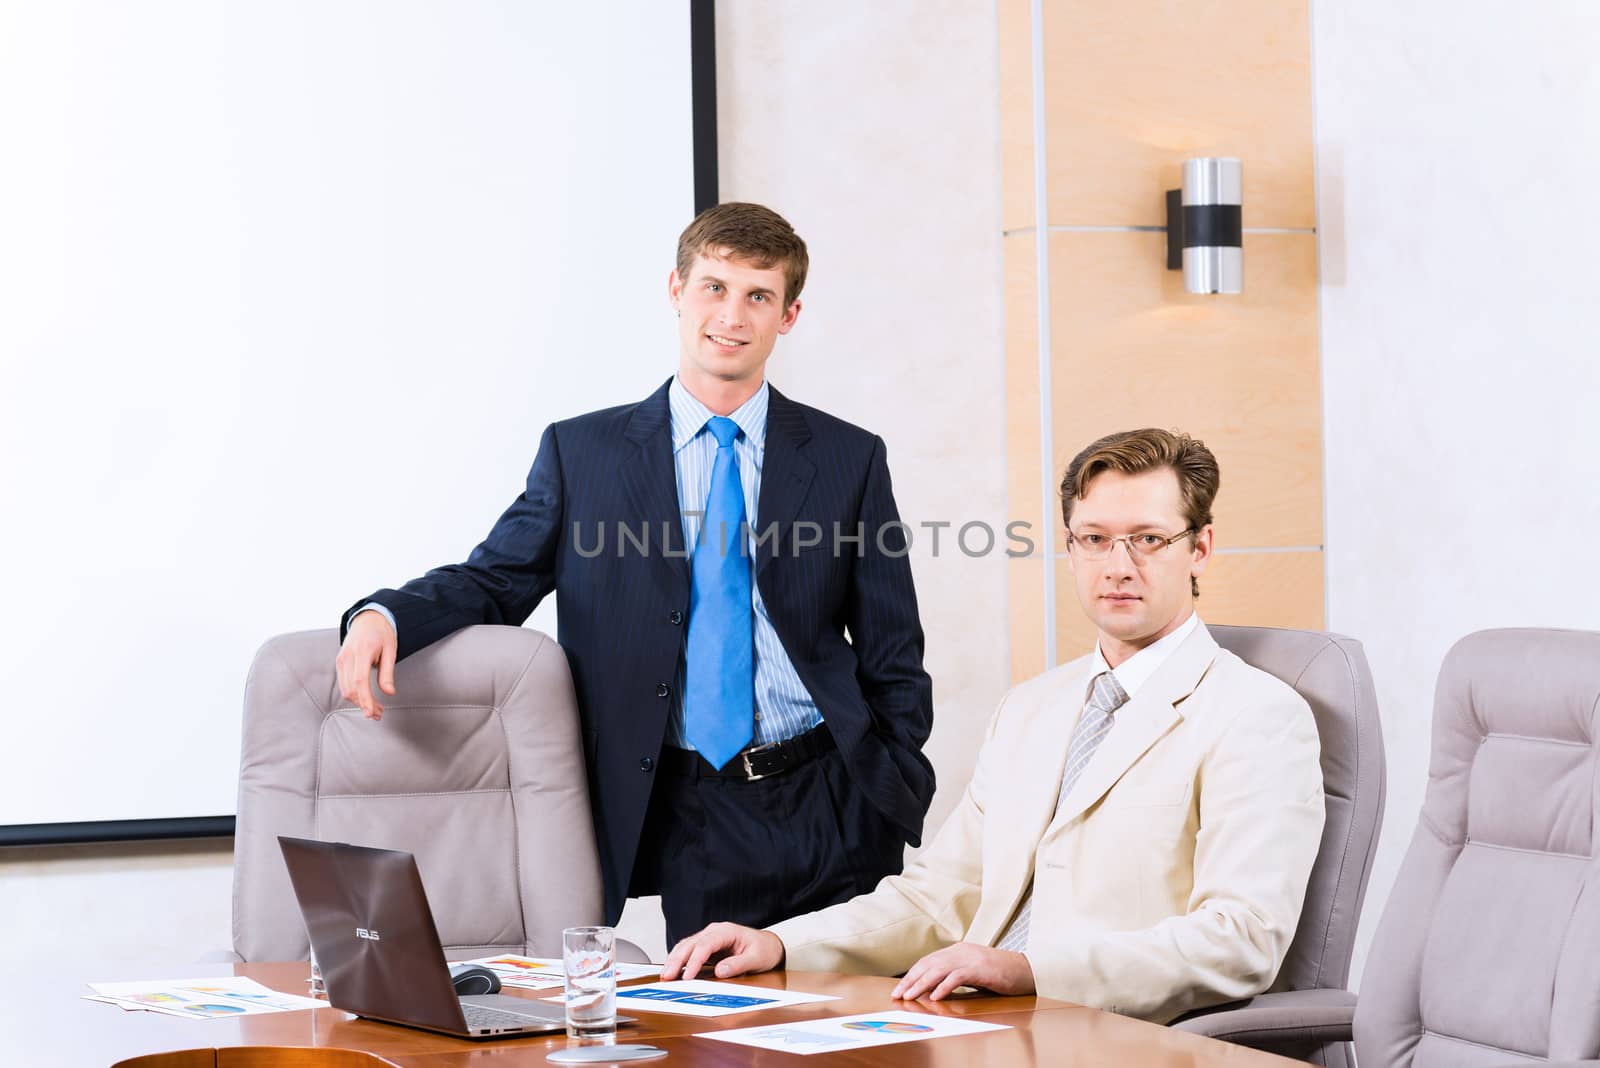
[1060,428,1220,597]
[676,202,809,306]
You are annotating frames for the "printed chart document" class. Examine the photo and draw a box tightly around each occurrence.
[700,1010,1011,1055]
[85,976,324,1019]
[546,979,838,1018]
[452,954,661,991]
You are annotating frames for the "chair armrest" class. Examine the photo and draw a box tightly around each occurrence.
[1170,989,1356,1047]
[199,948,245,964]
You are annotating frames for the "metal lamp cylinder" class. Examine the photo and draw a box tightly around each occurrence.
[1180,157,1242,294]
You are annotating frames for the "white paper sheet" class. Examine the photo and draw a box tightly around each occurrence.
[85,976,325,1019]
[451,955,662,990]
[698,1009,1011,1055]
[544,979,838,1018]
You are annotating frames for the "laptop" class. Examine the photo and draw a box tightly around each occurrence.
[278,836,633,1039]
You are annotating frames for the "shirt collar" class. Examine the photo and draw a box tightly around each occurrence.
[669,376,769,453]
[1091,611,1203,700]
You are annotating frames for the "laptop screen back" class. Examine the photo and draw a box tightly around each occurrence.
[278,836,468,1034]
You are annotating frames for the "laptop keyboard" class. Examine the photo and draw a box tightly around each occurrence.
[461,1002,558,1030]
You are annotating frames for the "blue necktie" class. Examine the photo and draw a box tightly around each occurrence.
[683,416,754,769]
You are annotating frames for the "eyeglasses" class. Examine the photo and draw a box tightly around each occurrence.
[1066,528,1195,561]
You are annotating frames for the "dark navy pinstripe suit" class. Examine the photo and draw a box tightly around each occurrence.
[344,378,935,926]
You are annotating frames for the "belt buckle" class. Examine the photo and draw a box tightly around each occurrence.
[739,740,782,782]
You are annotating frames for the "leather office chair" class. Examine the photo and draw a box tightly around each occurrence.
[1187,629,1600,1067]
[1171,625,1387,1068]
[231,624,617,963]
[1352,628,1600,1068]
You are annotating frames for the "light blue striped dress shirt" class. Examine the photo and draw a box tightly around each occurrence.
[665,376,823,750]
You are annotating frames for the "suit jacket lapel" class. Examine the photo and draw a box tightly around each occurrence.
[1014,660,1097,842]
[619,379,690,589]
[1051,624,1220,827]
[975,658,1098,942]
[755,386,815,577]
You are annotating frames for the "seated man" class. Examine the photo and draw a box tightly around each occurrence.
[661,427,1324,1024]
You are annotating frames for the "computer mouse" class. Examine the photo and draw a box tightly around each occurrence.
[448,963,502,996]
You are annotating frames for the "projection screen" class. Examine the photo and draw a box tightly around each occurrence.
[0,1,701,839]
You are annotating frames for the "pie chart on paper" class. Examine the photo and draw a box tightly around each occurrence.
[841,1020,934,1034]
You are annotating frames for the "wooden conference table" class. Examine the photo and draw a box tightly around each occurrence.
[14,961,1313,1067]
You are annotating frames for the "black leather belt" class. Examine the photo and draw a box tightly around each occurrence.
[660,725,836,782]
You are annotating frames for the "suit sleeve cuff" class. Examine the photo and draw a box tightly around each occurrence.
[351,602,398,636]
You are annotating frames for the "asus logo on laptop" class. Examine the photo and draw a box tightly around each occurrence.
[356,928,382,941]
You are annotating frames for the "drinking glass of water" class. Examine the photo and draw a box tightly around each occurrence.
[562,926,617,1039]
[308,943,327,998]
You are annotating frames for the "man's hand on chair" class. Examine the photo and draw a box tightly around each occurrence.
[335,611,397,721]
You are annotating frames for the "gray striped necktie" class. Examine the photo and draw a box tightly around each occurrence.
[995,669,1131,952]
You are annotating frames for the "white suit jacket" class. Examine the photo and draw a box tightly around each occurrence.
[769,623,1324,1024]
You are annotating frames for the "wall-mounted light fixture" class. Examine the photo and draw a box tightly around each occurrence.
[1166,157,1242,294]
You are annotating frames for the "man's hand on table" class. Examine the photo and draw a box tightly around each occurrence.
[660,922,786,981]
[891,943,1036,1002]
[336,610,398,720]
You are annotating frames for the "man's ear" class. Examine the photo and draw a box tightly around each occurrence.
[777,298,802,334]
[667,268,684,310]
[1190,524,1214,579]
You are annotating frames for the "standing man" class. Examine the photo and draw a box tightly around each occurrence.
[663,428,1324,1025]
[335,203,934,943]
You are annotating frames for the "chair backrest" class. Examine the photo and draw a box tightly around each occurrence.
[1209,625,1386,994]
[1355,628,1600,1068]
[232,625,601,962]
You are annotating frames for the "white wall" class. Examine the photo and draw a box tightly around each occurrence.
[1313,1,1600,985]
[0,840,234,968]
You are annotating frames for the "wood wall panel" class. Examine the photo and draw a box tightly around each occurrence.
[1053,549,1325,663]
[1198,550,1326,630]
[1041,0,1315,228]
[1047,231,1323,550]
[1001,2,1323,685]
[1004,234,1048,687]
[1004,235,1043,550]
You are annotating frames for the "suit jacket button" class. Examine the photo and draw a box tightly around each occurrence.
[669,610,683,625]
[639,756,654,772]
[656,683,670,698]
